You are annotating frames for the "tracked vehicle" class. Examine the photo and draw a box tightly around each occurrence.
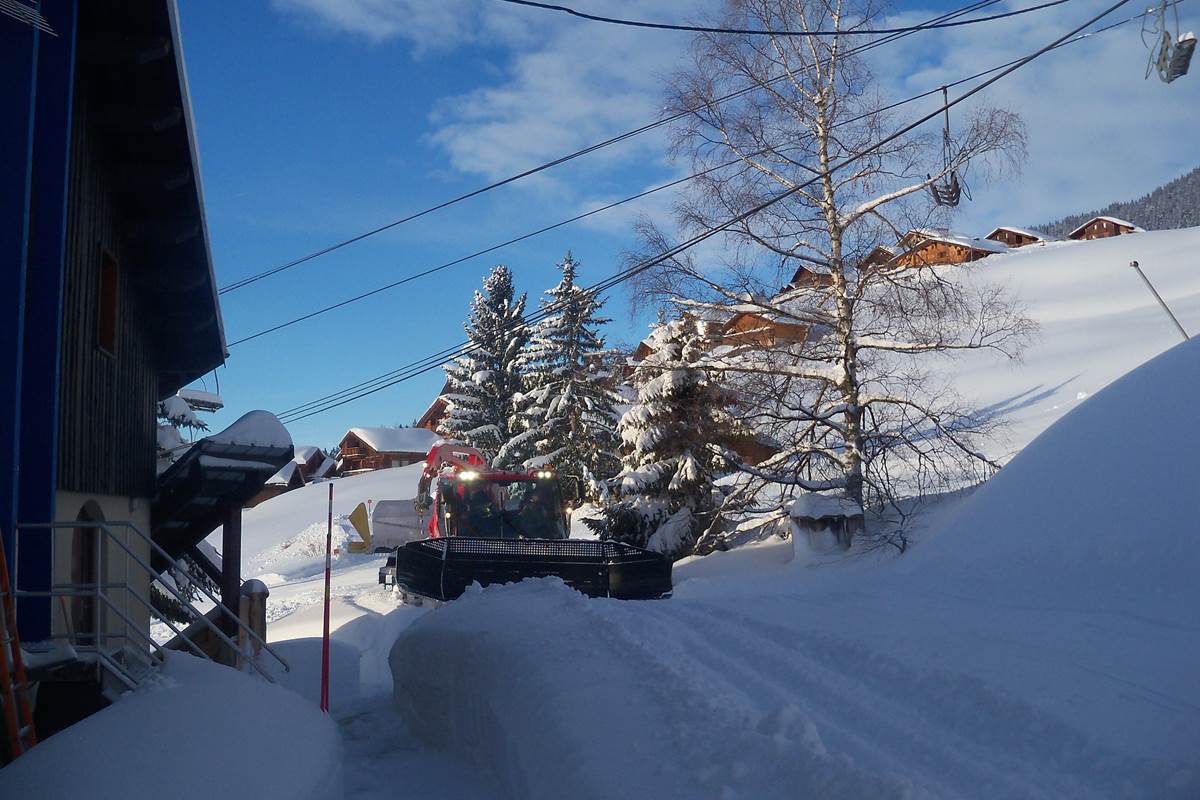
[379,442,672,602]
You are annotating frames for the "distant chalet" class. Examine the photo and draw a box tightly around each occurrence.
[985,226,1054,248]
[1068,216,1144,241]
[339,426,440,473]
[891,229,1008,268]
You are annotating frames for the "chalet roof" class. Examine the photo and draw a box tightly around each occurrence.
[293,445,321,465]
[266,461,300,487]
[416,379,451,428]
[986,226,1054,241]
[906,230,1009,254]
[1068,216,1145,237]
[311,456,337,479]
[85,1,226,396]
[346,426,440,454]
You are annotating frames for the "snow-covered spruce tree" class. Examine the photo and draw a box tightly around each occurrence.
[585,317,740,559]
[500,253,622,497]
[437,265,529,463]
[625,0,1035,550]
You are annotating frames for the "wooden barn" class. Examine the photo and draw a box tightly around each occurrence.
[339,427,441,473]
[984,226,1053,248]
[891,229,1008,268]
[2,0,291,744]
[1067,216,1143,241]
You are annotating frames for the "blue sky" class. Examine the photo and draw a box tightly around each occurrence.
[177,0,1198,450]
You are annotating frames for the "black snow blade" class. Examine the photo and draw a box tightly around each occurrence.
[392,537,672,602]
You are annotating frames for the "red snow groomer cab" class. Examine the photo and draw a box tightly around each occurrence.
[387,441,672,602]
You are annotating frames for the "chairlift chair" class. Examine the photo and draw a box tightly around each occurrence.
[928,86,971,208]
[1143,0,1196,83]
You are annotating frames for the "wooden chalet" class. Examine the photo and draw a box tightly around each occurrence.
[784,265,835,291]
[720,312,811,348]
[415,379,451,433]
[856,244,897,273]
[984,226,1053,248]
[2,0,291,741]
[339,427,440,472]
[891,229,1007,268]
[1068,216,1143,241]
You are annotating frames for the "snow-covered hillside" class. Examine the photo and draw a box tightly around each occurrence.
[947,228,1200,456]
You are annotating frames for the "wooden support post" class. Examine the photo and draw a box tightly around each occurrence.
[221,504,241,635]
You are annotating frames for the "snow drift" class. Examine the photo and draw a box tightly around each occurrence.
[0,654,342,800]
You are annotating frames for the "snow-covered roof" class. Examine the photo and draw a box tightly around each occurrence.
[986,226,1053,241]
[177,388,224,412]
[312,455,337,479]
[207,410,292,449]
[1068,216,1145,236]
[346,426,439,454]
[293,445,321,465]
[266,461,300,486]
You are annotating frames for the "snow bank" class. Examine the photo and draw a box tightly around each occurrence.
[0,655,341,800]
[207,409,292,449]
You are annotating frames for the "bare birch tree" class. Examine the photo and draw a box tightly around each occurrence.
[627,0,1036,550]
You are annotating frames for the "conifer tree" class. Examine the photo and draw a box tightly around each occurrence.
[501,253,622,497]
[438,265,528,462]
[586,316,739,558]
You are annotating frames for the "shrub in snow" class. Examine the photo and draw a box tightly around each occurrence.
[501,253,622,495]
[438,265,529,463]
[586,317,741,559]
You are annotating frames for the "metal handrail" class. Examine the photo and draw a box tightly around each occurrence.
[14,520,289,682]
[25,519,290,674]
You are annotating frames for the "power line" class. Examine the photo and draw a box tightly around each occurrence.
[232,0,1156,350]
[217,0,1060,295]
[493,0,1070,36]
[278,0,1134,425]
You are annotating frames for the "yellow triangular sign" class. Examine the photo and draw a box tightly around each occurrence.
[348,502,371,552]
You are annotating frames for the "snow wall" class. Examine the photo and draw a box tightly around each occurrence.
[0,654,342,800]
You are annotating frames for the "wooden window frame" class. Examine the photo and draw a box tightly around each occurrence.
[97,247,119,357]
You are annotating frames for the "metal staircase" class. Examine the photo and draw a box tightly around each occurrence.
[12,519,289,696]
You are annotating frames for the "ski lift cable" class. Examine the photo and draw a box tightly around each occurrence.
[217,0,1069,296]
[492,0,1070,36]
[277,0,1136,425]
[235,2,1159,352]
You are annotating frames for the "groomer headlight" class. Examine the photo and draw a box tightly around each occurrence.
[459,470,479,480]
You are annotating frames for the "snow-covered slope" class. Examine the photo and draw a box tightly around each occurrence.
[947,228,1200,456]
[389,336,1200,799]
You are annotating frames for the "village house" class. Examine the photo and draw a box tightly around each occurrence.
[2,0,291,749]
[339,426,441,472]
[984,226,1054,248]
[1067,215,1144,240]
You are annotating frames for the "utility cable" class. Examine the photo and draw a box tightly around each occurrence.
[493,0,1069,36]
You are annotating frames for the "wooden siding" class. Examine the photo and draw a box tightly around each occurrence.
[722,313,809,347]
[57,86,159,498]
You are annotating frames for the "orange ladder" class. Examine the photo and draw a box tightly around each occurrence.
[0,531,37,761]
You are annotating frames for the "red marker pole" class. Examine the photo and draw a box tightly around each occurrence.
[320,482,333,712]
